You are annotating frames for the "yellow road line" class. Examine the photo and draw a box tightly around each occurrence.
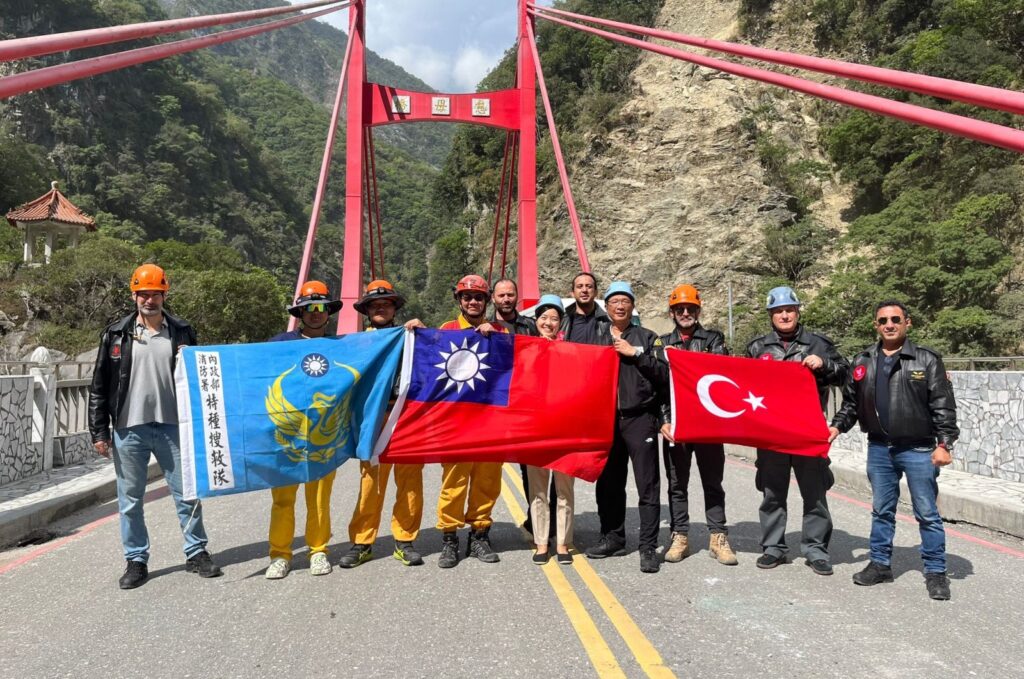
[498,480,625,678]
[502,464,677,679]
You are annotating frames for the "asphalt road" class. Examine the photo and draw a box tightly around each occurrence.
[3,454,1024,678]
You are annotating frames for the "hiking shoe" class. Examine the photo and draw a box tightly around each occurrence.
[852,561,893,586]
[338,544,372,569]
[640,548,660,573]
[709,533,739,565]
[585,535,627,559]
[806,558,834,576]
[466,529,500,563]
[185,550,223,578]
[438,533,459,569]
[393,541,424,566]
[309,552,332,576]
[119,560,148,589]
[265,558,290,580]
[664,532,689,563]
[925,572,951,601]
[756,553,786,569]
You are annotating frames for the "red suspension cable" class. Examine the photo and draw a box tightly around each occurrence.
[0,0,344,62]
[363,133,376,280]
[500,133,519,279]
[367,128,386,278]
[488,131,514,284]
[525,19,591,272]
[0,4,348,100]
[531,4,1024,117]
[529,9,1024,154]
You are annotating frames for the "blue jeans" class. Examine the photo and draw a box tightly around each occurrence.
[866,442,945,573]
[113,423,209,563]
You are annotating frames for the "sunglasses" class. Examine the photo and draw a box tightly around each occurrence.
[670,305,699,315]
[876,315,904,326]
[304,303,328,313]
[460,293,487,303]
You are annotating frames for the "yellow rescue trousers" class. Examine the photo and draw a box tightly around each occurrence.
[268,470,336,560]
[436,462,503,532]
[348,461,424,544]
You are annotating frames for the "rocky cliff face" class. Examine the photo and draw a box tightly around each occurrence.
[533,0,848,339]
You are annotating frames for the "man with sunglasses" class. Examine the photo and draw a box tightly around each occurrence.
[340,279,426,569]
[263,280,343,580]
[89,264,222,589]
[745,286,848,577]
[829,301,958,600]
[657,284,738,566]
[434,275,509,568]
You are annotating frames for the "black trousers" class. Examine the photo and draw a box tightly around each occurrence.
[595,412,661,551]
[663,442,727,534]
[755,449,834,560]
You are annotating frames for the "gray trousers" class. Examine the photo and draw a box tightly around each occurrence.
[755,449,834,561]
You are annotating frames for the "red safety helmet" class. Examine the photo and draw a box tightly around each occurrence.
[668,284,701,308]
[130,264,169,293]
[453,274,489,299]
[288,280,342,318]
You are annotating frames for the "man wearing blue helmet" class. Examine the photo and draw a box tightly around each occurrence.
[745,286,849,576]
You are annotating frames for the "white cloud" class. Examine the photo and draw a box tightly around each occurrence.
[452,46,499,91]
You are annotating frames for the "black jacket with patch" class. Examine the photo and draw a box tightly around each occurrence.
[658,324,728,424]
[745,325,848,409]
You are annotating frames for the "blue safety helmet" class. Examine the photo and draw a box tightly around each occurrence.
[534,294,565,319]
[603,281,635,303]
[765,286,801,310]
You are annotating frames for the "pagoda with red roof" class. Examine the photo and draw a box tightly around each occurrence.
[5,181,96,266]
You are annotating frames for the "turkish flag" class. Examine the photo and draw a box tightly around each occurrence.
[374,329,618,481]
[667,348,830,458]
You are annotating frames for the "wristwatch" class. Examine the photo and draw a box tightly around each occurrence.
[633,346,644,356]
[937,442,954,452]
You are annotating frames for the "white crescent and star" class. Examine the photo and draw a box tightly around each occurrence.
[695,374,766,419]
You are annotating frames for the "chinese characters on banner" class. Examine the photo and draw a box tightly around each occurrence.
[196,352,234,491]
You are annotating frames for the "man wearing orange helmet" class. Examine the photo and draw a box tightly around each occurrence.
[658,284,738,566]
[263,280,343,580]
[434,274,508,568]
[89,264,222,589]
[339,280,426,569]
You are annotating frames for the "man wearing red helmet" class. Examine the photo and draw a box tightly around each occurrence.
[658,284,738,566]
[339,280,426,569]
[435,274,508,568]
[89,264,222,589]
[263,280,343,580]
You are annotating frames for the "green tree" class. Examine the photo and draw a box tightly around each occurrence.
[170,268,289,345]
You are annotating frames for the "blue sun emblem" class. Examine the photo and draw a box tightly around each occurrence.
[301,353,330,377]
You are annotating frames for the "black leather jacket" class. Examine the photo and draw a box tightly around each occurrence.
[88,311,197,442]
[830,340,959,447]
[560,302,611,345]
[598,324,668,415]
[659,324,728,424]
[745,325,848,408]
[492,311,538,336]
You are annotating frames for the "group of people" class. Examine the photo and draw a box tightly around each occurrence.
[88,264,959,601]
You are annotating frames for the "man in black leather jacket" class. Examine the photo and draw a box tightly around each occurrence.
[745,286,848,577]
[657,284,738,566]
[584,281,668,574]
[829,300,958,600]
[89,264,220,589]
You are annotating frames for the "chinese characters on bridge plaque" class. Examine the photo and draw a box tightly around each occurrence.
[471,98,491,117]
[390,95,411,114]
[195,352,234,491]
[431,96,451,115]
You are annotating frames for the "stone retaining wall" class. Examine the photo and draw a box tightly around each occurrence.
[831,371,1024,483]
[0,376,41,486]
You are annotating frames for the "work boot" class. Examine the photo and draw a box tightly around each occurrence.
[663,532,689,563]
[338,544,372,569]
[925,572,951,601]
[709,533,738,565]
[118,560,148,590]
[585,535,627,559]
[438,532,460,569]
[185,550,223,578]
[756,553,786,569]
[393,541,424,566]
[806,558,834,576]
[639,548,660,574]
[852,561,893,586]
[466,529,500,563]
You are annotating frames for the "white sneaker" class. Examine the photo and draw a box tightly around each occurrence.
[265,557,290,580]
[309,552,332,576]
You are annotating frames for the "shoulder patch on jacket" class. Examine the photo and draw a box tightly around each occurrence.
[910,369,926,381]
[853,364,866,381]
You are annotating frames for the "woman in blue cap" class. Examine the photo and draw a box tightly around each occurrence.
[528,294,575,564]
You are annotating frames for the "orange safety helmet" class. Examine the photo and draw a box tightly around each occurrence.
[130,264,169,293]
[453,274,489,299]
[353,279,406,315]
[668,284,701,308]
[288,279,343,317]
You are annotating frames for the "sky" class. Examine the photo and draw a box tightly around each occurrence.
[302,1,552,91]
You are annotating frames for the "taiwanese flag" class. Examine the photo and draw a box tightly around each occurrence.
[375,329,618,481]
[667,348,830,457]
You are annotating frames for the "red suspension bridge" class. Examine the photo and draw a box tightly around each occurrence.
[2,0,1023,333]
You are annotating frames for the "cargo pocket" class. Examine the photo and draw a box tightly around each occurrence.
[754,459,765,492]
